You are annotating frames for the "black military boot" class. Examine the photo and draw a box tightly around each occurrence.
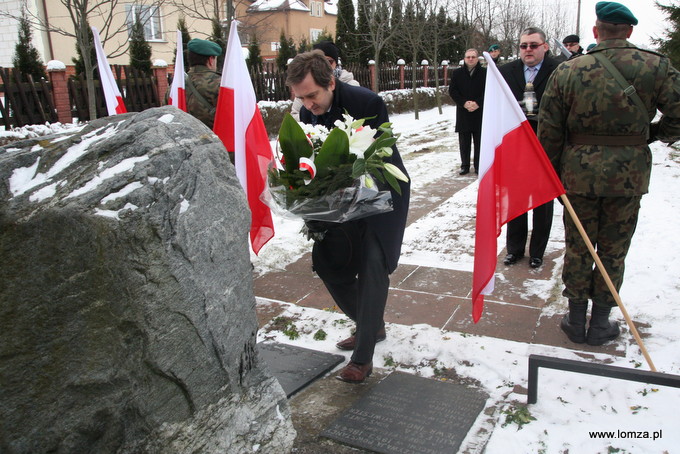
[587,304,620,346]
[560,299,588,343]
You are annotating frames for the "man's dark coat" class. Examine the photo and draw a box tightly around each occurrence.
[300,81,410,273]
[499,56,559,131]
[448,62,486,133]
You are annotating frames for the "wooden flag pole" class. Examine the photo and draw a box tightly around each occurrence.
[560,194,657,372]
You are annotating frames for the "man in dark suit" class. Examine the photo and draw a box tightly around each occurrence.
[448,48,486,175]
[499,27,558,269]
[286,50,410,383]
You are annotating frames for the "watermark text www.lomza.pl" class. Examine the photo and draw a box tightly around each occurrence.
[589,429,663,441]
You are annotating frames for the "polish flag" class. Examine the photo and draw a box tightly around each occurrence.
[471,52,565,322]
[91,26,127,115]
[213,21,274,255]
[168,30,187,111]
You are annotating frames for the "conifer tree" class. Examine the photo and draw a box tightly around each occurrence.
[210,21,226,69]
[12,8,47,81]
[276,31,296,69]
[176,17,192,65]
[297,36,310,54]
[356,0,372,64]
[655,1,680,68]
[246,36,263,72]
[336,0,357,64]
[129,17,152,74]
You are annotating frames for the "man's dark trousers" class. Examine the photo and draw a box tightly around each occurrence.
[459,130,481,172]
[506,200,554,259]
[315,221,388,365]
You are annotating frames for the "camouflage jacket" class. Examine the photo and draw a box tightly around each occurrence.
[186,65,221,129]
[538,39,680,196]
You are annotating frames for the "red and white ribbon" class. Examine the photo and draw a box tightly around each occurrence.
[299,157,316,183]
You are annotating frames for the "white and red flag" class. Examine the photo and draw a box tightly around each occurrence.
[168,30,187,111]
[213,21,274,255]
[91,26,127,115]
[471,53,565,322]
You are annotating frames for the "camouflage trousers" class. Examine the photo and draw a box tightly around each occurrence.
[562,194,642,307]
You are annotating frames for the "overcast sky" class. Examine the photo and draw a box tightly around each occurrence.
[578,0,670,49]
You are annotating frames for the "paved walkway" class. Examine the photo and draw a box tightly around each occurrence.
[254,168,632,357]
[252,142,647,452]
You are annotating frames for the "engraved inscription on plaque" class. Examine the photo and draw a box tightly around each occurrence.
[322,371,489,454]
[258,342,345,397]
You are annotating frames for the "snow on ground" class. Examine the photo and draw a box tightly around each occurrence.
[4,107,678,452]
[254,105,680,453]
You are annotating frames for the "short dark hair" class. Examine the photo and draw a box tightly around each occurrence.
[286,50,333,88]
[520,27,547,43]
[595,20,632,40]
[188,51,211,67]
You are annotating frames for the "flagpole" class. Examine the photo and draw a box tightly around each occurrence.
[560,194,657,372]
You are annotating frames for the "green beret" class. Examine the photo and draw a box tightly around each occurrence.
[596,1,638,26]
[187,39,222,57]
[488,44,500,52]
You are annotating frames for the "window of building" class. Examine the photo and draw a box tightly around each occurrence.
[125,4,163,41]
[310,28,322,42]
[309,1,323,17]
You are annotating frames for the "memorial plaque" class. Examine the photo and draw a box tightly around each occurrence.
[257,342,345,398]
[321,371,489,454]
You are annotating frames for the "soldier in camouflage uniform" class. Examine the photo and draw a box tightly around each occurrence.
[185,41,221,121]
[538,1,680,346]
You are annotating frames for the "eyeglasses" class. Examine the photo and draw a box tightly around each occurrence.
[564,43,579,47]
[519,43,544,50]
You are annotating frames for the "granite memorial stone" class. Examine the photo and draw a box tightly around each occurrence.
[0,107,295,453]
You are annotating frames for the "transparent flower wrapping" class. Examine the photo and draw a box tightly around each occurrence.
[263,113,408,223]
[265,174,393,222]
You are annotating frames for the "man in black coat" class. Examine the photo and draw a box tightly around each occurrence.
[499,27,558,269]
[286,50,410,383]
[448,48,486,175]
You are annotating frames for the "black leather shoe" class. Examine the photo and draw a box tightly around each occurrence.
[529,257,543,268]
[459,169,470,175]
[503,253,522,265]
[336,327,386,351]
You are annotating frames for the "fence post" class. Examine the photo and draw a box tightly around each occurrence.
[47,60,72,124]
[368,60,376,92]
[422,60,429,88]
[152,62,168,106]
[397,59,405,90]
[442,60,449,87]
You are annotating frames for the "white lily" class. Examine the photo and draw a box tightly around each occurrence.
[383,162,409,182]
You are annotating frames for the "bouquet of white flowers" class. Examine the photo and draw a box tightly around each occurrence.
[265,113,408,223]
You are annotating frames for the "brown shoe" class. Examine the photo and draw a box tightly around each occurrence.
[335,327,387,351]
[336,361,373,383]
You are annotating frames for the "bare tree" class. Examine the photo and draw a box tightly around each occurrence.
[399,0,428,118]
[497,0,532,59]
[422,1,459,115]
[355,0,403,92]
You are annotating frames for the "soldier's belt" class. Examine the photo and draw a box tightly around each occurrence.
[568,133,647,146]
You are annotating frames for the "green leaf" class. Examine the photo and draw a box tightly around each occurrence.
[368,166,386,183]
[352,158,366,179]
[314,128,350,178]
[278,113,313,173]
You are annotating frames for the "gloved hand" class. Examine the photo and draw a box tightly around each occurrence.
[303,220,337,241]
